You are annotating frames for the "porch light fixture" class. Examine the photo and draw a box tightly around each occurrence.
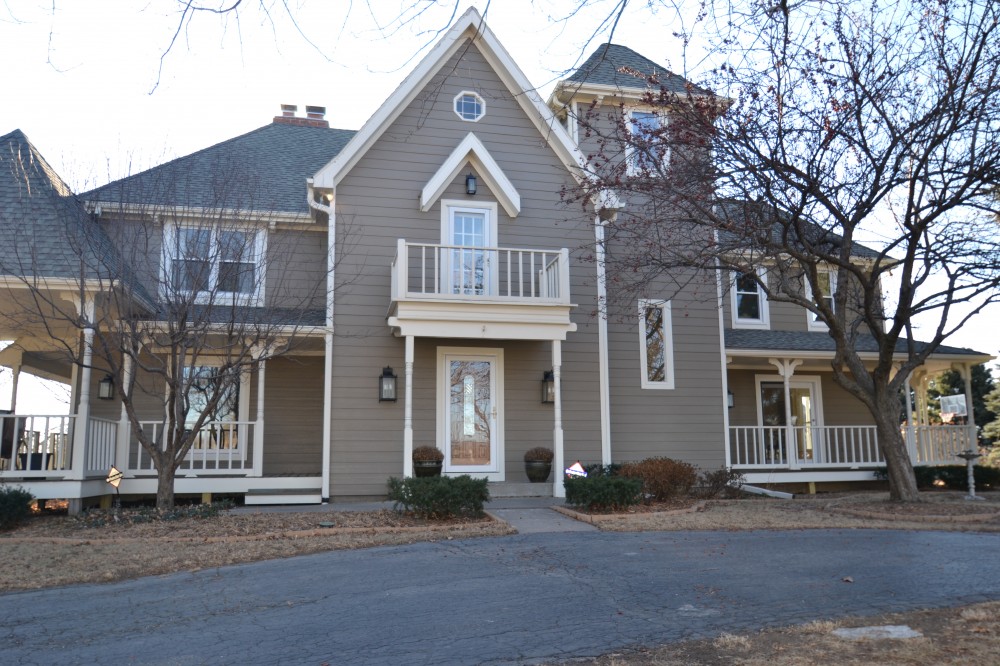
[98,374,115,400]
[541,370,555,404]
[727,390,734,409]
[465,173,477,195]
[379,367,398,402]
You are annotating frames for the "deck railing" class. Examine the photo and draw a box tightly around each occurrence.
[130,421,256,476]
[86,417,119,475]
[0,414,75,478]
[730,424,975,469]
[392,240,570,304]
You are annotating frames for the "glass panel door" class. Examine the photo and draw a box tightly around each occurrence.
[445,356,496,472]
[447,208,492,295]
[758,380,821,464]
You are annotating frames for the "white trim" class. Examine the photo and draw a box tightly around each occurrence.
[420,133,521,217]
[731,268,770,329]
[715,252,733,469]
[312,7,587,190]
[453,90,486,122]
[436,347,505,481]
[807,268,836,331]
[638,299,675,390]
[594,215,612,465]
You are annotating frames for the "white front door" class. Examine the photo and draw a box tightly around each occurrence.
[757,376,825,464]
[438,348,504,479]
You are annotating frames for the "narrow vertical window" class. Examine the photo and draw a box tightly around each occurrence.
[628,110,668,174]
[638,299,674,389]
[807,269,836,330]
[732,270,770,329]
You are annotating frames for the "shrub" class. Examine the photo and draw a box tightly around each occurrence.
[524,447,554,463]
[387,475,489,519]
[619,457,698,501]
[583,463,622,478]
[695,468,746,499]
[874,465,1000,490]
[564,475,642,511]
[0,485,34,530]
[412,446,444,462]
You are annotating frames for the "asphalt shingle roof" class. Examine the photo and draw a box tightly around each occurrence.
[84,122,356,214]
[565,43,713,96]
[725,328,986,357]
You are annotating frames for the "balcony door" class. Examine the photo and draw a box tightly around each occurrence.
[757,376,825,464]
[441,201,497,296]
[438,348,504,480]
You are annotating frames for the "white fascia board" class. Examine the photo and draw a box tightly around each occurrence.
[420,133,520,217]
[727,346,994,364]
[312,7,589,191]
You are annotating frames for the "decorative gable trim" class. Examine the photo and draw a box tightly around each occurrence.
[419,133,520,218]
[311,7,586,191]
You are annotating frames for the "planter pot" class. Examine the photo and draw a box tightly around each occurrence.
[525,461,552,483]
[413,460,443,478]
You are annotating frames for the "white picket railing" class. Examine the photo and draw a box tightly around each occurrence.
[730,424,976,469]
[392,240,570,303]
[130,421,256,476]
[0,414,75,477]
[86,417,119,475]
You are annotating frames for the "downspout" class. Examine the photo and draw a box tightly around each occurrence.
[713,231,732,470]
[308,180,334,503]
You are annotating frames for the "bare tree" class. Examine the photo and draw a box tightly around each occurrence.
[566,0,1000,501]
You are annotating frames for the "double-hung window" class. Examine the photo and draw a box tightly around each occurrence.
[807,269,836,330]
[627,110,669,175]
[731,269,770,329]
[163,223,265,306]
[638,299,675,389]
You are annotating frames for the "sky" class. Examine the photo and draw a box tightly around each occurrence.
[0,0,997,410]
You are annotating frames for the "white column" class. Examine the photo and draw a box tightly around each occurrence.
[552,340,565,498]
[9,363,20,412]
[769,358,802,470]
[321,332,333,502]
[253,358,266,475]
[593,214,612,465]
[904,371,917,463]
[116,354,133,469]
[403,335,414,478]
[960,363,977,450]
[70,326,94,479]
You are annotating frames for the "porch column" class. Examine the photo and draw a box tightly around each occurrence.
[116,354,133,469]
[958,362,978,449]
[769,357,802,470]
[70,324,94,480]
[253,358,266,475]
[904,371,917,463]
[403,335,414,478]
[8,362,20,412]
[552,340,565,498]
[322,332,333,501]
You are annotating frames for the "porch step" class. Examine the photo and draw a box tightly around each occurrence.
[244,488,322,506]
[489,482,553,499]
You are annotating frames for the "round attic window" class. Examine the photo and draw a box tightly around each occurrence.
[454,91,485,122]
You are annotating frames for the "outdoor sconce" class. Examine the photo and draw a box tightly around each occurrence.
[465,173,477,195]
[98,374,115,400]
[727,390,735,409]
[541,370,555,404]
[379,367,398,402]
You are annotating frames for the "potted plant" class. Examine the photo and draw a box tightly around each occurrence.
[412,446,444,477]
[524,447,554,483]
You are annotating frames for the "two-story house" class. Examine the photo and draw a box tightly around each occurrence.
[0,7,989,510]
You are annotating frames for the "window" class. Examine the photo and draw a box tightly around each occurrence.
[453,91,485,122]
[627,110,668,174]
[731,269,770,329]
[638,299,675,389]
[163,223,265,305]
[180,364,249,458]
[807,269,836,330]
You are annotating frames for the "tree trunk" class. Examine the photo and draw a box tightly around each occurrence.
[874,392,919,501]
[155,465,176,510]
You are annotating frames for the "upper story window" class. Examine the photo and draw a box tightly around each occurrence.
[732,269,770,329]
[807,269,836,330]
[639,299,675,389]
[627,109,669,175]
[162,223,266,306]
[454,91,485,122]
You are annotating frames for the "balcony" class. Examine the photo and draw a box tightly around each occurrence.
[387,240,577,340]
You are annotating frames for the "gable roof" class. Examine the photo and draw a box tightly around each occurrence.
[725,328,991,359]
[419,133,521,217]
[0,129,132,287]
[85,123,356,215]
[555,43,714,99]
[312,7,586,191]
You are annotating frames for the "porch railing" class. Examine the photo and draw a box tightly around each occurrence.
[0,414,75,478]
[391,240,571,304]
[730,424,976,470]
[129,421,256,476]
[86,417,119,475]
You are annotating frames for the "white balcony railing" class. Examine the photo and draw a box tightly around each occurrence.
[130,421,256,476]
[391,240,570,304]
[0,414,75,478]
[730,424,976,470]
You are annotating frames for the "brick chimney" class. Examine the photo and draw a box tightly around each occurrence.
[273,103,329,128]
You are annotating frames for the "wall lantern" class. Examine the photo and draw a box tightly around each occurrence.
[541,370,555,404]
[379,367,398,402]
[465,173,478,195]
[727,390,735,409]
[98,374,115,400]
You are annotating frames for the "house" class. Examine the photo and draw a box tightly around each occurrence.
[0,8,990,510]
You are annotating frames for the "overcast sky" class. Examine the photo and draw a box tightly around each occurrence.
[0,0,996,404]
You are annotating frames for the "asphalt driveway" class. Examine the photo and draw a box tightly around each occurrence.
[2,528,998,665]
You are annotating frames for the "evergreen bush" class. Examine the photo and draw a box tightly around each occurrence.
[564,475,642,511]
[0,485,34,530]
[387,475,489,519]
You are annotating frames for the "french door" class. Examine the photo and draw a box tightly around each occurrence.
[444,206,495,296]
[758,378,824,464]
